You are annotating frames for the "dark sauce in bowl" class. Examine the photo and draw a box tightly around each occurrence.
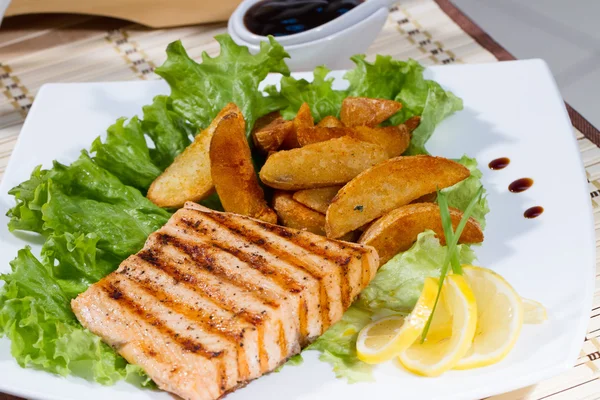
[244,0,364,37]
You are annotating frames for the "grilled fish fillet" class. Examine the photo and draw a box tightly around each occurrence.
[72,202,379,400]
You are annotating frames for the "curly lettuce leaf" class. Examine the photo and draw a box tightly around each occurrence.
[155,35,290,134]
[265,66,346,121]
[312,232,477,381]
[391,66,463,155]
[6,166,49,234]
[142,95,194,169]
[0,247,148,385]
[308,307,374,383]
[358,231,476,313]
[442,155,490,228]
[91,117,162,190]
[345,55,419,100]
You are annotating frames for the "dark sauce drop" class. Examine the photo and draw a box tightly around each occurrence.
[524,206,544,219]
[489,157,510,170]
[509,178,533,193]
[244,0,364,37]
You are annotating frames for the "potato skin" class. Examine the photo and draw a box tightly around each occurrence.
[317,116,345,128]
[259,136,389,190]
[293,186,342,214]
[251,112,294,153]
[272,191,326,235]
[283,102,314,149]
[210,103,276,224]
[352,125,410,157]
[340,97,402,127]
[404,115,421,132]
[147,103,237,208]
[359,203,484,265]
[297,126,351,147]
[325,155,470,238]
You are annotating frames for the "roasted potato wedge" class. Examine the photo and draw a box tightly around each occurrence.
[251,112,294,153]
[147,103,237,208]
[297,126,352,147]
[210,104,277,224]
[352,125,410,157]
[325,155,470,238]
[411,192,437,203]
[282,102,314,149]
[293,186,342,214]
[340,97,402,127]
[259,136,388,190]
[359,203,484,265]
[272,191,326,235]
[404,115,421,132]
[318,115,345,128]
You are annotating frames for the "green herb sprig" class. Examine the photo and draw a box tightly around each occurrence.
[420,185,484,342]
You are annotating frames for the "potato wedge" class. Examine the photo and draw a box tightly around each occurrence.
[297,126,352,147]
[359,203,483,265]
[411,192,437,203]
[352,125,410,157]
[293,186,342,214]
[272,191,326,235]
[259,136,388,190]
[210,104,277,224]
[340,97,402,127]
[147,103,237,208]
[282,102,313,149]
[318,115,345,128]
[325,155,470,238]
[404,115,421,132]
[252,112,294,153]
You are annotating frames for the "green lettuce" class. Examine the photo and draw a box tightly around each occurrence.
[91,117,162,191]
[308,307,374,383]
[155,35,290,134]
[443,155,490,228]
[391,64,463,155]
[142,95,194,169]
[358,231,476,313]
[0,247,152,386]
[345,55,419,99]
[310,231,476,381]
[265,66,346,121]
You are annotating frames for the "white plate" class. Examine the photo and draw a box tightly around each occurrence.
[0,60,594,400]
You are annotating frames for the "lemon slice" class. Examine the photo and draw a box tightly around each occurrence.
[522,297,547,324]
[398,274,477,376]
[454,266,524,370]
[356,278,438,364]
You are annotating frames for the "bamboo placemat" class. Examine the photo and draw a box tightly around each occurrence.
[1,1,599,399]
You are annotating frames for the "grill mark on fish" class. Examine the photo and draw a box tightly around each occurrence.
[99,279,224,360]
[200,211,331,330]
[178,217,304,295]
[117,265,251,380]
[157,233,281,309]
[136,247,270,373]
[136,249,264,326]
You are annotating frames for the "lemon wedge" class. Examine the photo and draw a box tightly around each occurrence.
[398,274,477,376]
[522,297,547,324]
[356,278,438,364]
[454,266,524,370]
